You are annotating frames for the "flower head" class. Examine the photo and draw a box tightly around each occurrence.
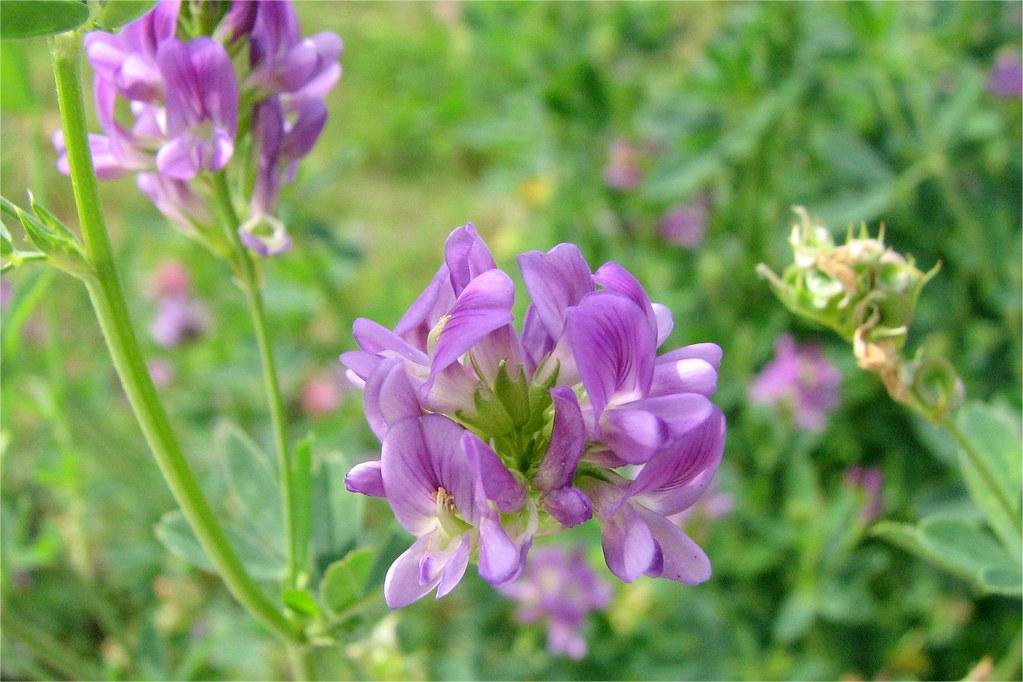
[603,139,643,190]
[497,546,612,659]
[749,334,841,432]
[988,52,1023,99]
[55,0,341,257]
[343,224,726,607]
[660,202,707,249]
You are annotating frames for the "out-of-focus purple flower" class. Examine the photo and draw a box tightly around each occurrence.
[343,223,727,606]
[988,52,1023,99]
[672,478,733,526]
[844,466,884,522]
[246,0,343,97]
[749,334,841,431]
[660,202,707,249]
[301,369,347,417]
[55,0,341,255]
[497,546,612,660]
[603,139,642,190]
[155,38,238,179]
[150,295,210,347]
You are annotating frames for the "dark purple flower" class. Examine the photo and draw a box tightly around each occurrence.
[844,466,884,522]
[343,224,727,603]
[988,52,1023,99]
[660,202,707,249]
[497,546,612,659]
[749,334,841,431]
[246,0,343,97]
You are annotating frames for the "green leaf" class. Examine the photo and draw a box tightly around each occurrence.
[0,0,90,39]
[979,564,1023,597]
[154,510,214,573]
[0,42,36,111]
[955,402,1022,555]
[319,548,374,616]
[95,0,155,30]
[215,420,284,542]
[283,589,321,618]
[312,453,363,561]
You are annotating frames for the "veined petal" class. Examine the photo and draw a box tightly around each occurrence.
[636,506,711,584]
[364,359,421,441]
[565,292,655,423]
[518,243,593,340]
[520,304,553,374]
[478,513,521,585]
[628,408,725,511]
[593,262,656,333]
[345,460,385,497]
[380,415,476,534]
[600,407,668,464]
[158,38,238,137]
[444,223,496,295]
[543,487,592,528]
[599,502,655,582]
[394,264,455,350]
[621,393,714,438]
[384,530,443,609]
[428,268,514,379]
[463,432,525,514]
[534,387,585,492]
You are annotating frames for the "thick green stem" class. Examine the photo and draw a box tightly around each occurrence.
[208,172,302,592]
[50,31,301,645]
[941,415,1022,536]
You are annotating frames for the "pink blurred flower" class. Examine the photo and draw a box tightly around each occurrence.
[150,260,192,298]
[301,369,346,417]
[603,139,642,190]
[749,334,841,431]
[148,358,176,388]
[660,202,707,249]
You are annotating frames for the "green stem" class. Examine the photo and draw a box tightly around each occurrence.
[941,415,1022,536]
[1,609,100,681]
[208,172,301,592]
[287,644,315,681]
[49,31,301,645]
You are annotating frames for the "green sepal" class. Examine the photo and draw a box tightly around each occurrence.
[0,195,90,278]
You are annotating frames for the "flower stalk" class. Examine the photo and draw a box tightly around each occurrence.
[49,29,301,646]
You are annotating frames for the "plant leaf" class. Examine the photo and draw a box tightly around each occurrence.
[95,0,155,29]
[319,548,374,616]
[955,401,1022,555]
[0,1,90,39]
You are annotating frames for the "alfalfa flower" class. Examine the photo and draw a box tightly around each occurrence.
[497,546,612,659]
[343,223,726,607]
[749,334,841,432]
[53,0,341,258]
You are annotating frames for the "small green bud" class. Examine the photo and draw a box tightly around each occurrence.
[1,195,90,279]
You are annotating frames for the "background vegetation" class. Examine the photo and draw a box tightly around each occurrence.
[2,2,1020,679]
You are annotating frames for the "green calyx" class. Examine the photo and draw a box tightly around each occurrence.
[457,358,561,477]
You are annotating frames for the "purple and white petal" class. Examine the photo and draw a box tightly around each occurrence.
[345,460,385,498]
[518,243,593,339]
[444,223,496,295]
[636,506,711,584]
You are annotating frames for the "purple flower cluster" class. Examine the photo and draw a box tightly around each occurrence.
[343,224,726,608]
[54,0,341,256]
[749,334,841,432]
[497,546,612,659]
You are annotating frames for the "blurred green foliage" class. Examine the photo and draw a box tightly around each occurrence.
[1,2,1020,680]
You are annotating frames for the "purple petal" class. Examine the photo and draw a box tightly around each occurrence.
[518,243,593,340]
[600,407,668,464]
[599,503,655,582]
[380,416,476,534]
[534,387,585,492]
[520,304,554,374]
[155,135,202,179]
[352,318,428,366]
[565,292,655,423]
[384,531,442,609]
[345,460,385,497]
[364,359,421,441]
[462,432,525,514]
[469,325,523,385]
[158,37,238,138]
[280,98,327,160]
[636,506,711,584]
[477,513,520,585]
[652,303,673,347]
[628,408,725,513]
[338,350,382,383]
[394,264,456,350]
[444,223,496,295]
[435,533,471,599]
[623,393,715,438]
[593,262,656,333]
[428,268,514,379]
[649,358,718,397]
[657,343,723,371]
[543,487,592,528]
